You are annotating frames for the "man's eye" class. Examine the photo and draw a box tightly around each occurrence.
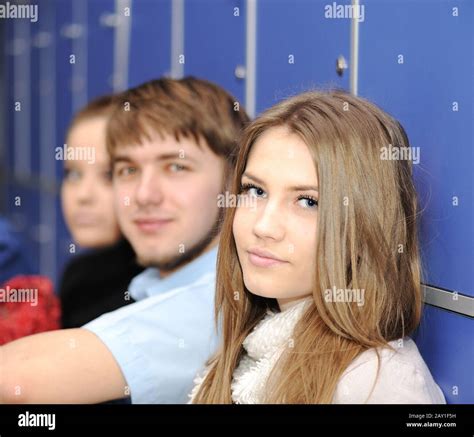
[169,163,187,172]
[116,167,137,177]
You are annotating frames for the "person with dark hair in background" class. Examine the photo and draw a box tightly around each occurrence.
[59,95,143,328]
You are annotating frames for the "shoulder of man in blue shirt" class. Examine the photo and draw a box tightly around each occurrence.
[83,245,220,404]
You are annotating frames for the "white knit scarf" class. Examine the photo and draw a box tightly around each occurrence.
[231,298,311,404]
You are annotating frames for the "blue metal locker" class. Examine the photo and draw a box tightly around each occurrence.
[128,0,171,87]
[358,0,474,297]
[184,0,246,104]
[54,0,76,280]
[87,0,115,99]
[357,0,474,404]
[256,0,351,114]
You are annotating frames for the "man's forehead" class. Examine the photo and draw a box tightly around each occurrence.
[111,137,207,162]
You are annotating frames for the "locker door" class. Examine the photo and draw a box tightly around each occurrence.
[29,0,57,280]
[87,0,115,99]
[256,0,351,115]
[357,0,474,404]
[184,0,246,104]
[414,306,473,404]
[357,0,474,297]
[128,0,171,87]
[54,0,76,278]
[5,9,40,273]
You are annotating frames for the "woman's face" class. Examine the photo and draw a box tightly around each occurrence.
[61,116,121,248]
[233,126,319,309]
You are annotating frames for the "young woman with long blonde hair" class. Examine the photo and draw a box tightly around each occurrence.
[190,90,445,404]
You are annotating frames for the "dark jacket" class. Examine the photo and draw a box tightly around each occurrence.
[59,239,143,328]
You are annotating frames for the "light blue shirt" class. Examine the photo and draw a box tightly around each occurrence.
[83,246,219,404]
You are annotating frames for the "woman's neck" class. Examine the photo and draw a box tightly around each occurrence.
[277,294,312,311]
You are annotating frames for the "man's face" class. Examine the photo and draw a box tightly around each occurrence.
[112,134,225,274]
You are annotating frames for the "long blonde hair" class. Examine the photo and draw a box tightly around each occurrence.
[193,90,422,403]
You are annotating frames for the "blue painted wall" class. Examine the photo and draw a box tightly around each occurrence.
[1,0,472,403]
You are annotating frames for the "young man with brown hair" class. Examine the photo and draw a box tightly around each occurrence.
[0,77,249,404]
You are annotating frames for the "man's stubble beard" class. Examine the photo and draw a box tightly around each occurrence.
[135,205,224,273]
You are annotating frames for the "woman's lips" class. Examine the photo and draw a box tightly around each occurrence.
[134,218,173,233]
[72,214,100,226]
[247,250,288,268]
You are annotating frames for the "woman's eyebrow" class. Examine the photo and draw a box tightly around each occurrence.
[242,172,318,192]
[289,184,319,192]
[241,172,265,185]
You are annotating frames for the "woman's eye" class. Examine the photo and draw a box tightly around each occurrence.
[240,183,266,198]
[250,187,265,197]
[64,168,81,182]
[297,196,318,209]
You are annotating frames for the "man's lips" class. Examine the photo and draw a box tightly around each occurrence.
[134,218,174,233]
[247,248,289,268]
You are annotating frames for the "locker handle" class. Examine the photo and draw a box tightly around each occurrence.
[336,55,348,77]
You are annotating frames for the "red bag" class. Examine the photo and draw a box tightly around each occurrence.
[0,275,61,345]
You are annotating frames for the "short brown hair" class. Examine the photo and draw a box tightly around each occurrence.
[106,77,250,164]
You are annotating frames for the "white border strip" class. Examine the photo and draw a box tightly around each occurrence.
[245,0,257,118]
[350,0,359,96]
[171,0,184,79]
